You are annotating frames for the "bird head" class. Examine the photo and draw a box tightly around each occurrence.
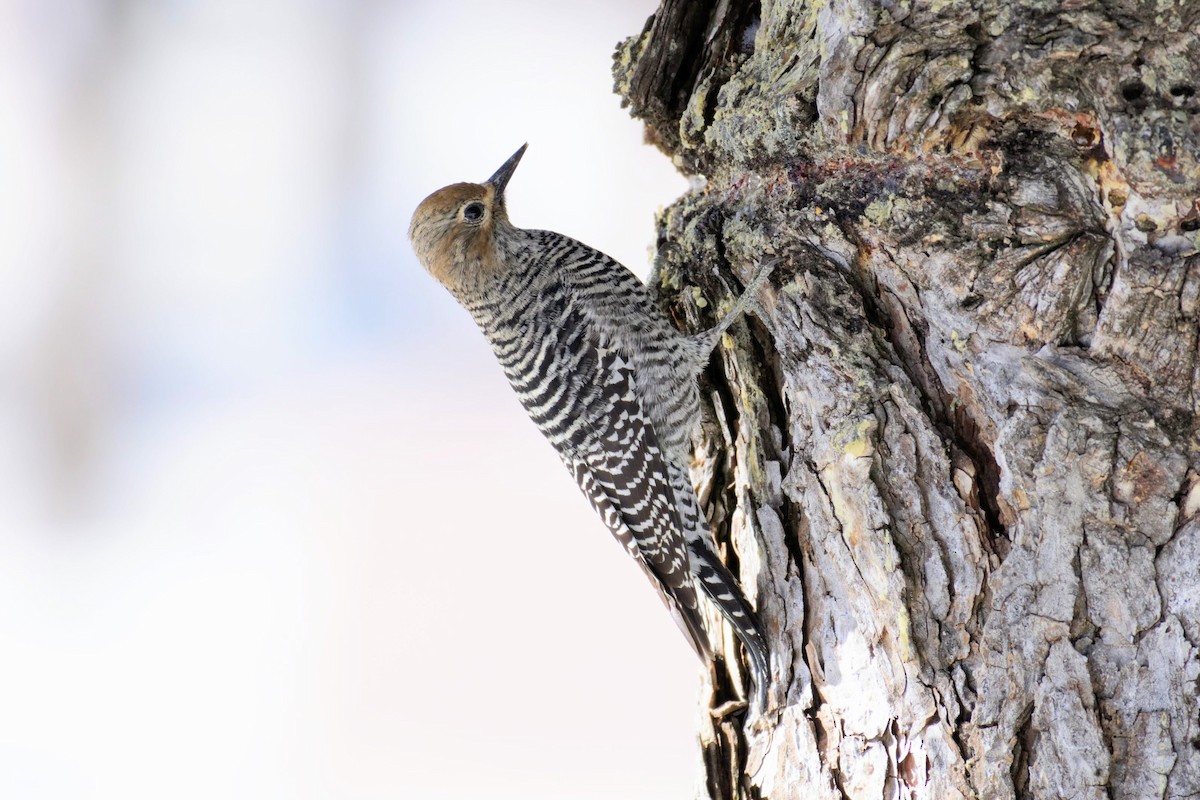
[409,144,527,300]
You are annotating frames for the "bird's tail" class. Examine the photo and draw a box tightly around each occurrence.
[690,546,771,710]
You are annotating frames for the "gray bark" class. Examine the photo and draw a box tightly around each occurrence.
[612,1,1200,798]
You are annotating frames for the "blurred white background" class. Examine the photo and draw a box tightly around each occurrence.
[0,1,700,797]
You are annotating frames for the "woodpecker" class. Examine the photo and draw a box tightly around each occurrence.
[409,145,772,707]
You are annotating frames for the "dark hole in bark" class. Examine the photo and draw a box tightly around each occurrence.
[1169,84,1194,98]
[1121,80,1146,101]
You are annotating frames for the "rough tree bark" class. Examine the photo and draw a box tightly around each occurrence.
[611,1,1200,798]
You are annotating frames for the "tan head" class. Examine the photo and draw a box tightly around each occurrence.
[409,144,527,300]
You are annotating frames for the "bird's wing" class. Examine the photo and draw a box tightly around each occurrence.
[563,306,771,699]
[567,457,710,658]
[508,292,708,651]
[560,324,692,593]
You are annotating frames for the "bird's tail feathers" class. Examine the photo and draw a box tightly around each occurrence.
[691,547,771,710]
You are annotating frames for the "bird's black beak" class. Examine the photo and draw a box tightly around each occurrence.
[486,144,527,198]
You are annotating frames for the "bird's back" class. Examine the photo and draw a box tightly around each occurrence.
[466,229,703,465]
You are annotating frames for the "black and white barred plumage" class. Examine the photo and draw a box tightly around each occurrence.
[409,145,771,707]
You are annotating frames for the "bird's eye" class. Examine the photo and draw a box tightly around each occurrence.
[462,202,485,223]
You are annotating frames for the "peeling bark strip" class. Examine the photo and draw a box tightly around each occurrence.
[614,1,1200,798]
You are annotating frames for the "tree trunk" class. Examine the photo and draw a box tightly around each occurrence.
[612,1,1200,798]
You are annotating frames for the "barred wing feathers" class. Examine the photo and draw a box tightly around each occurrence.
[495,289,710,657]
